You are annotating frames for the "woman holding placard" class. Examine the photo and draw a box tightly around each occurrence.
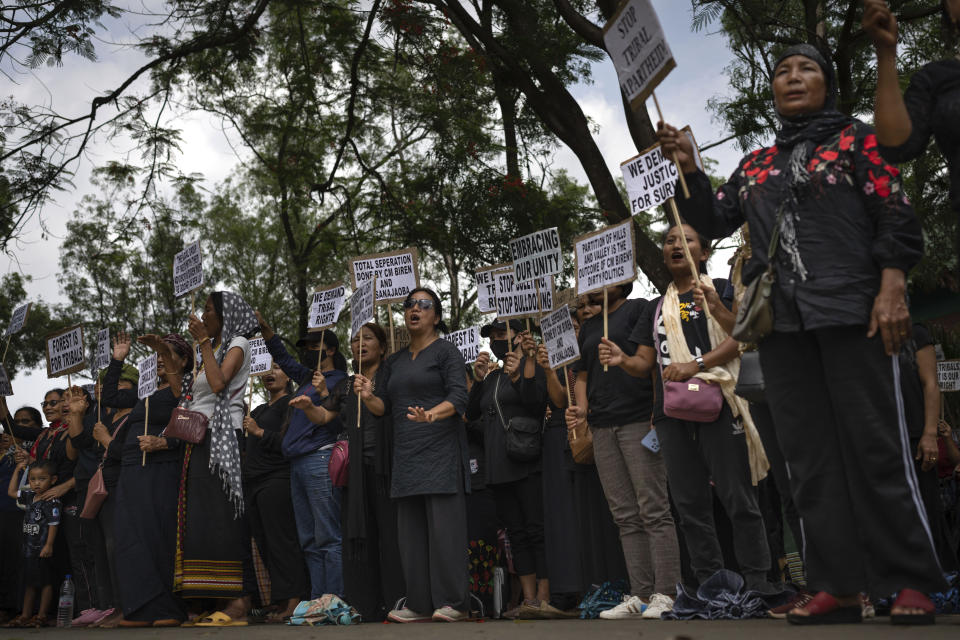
[178,292,256,626]
[100,331,192,627]
[363,288,470,623]
[657,44,942,624]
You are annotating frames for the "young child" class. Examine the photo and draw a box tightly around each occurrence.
[4,459,60,628]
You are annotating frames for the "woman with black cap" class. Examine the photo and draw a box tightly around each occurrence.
[254,312,347,601]
[467,321,551,618]
[658,43,943,624]
[362,287,470,623]
[99,330,192,627]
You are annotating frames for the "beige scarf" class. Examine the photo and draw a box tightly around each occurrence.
[661,277,769,485]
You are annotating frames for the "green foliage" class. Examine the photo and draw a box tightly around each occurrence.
[0,273,64,379]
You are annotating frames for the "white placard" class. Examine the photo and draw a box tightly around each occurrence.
[173,241,204,298]
[4,302,31,338]
[94,328,111,371]
[0,364,13,396]
[494,271,554,320]
[46,325,86,378]
[938,360,960,392]
[349,248,420,304]
[443,327,482,364]
[475,265,502,314]
[574,220,637,295]
[348,279,376,339]
[137,353,158,400]
[602,0,676,109]
[540,306,580,369]
[510,227,562,283]
[249,337,272,377]
[308,283,347,331]
[621,128,703,215]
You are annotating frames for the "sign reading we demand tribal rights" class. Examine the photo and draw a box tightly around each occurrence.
[475,265,500,314]
[308,283,347,331]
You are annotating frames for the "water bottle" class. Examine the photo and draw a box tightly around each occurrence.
[56,574,75,628]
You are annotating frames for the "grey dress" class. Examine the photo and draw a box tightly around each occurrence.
[379,338,469,498]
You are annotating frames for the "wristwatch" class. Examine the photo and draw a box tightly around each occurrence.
[694,356,706,371]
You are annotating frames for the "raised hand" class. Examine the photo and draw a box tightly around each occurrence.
[113,331,132,361]
[863,0,898,53]
[656,120,697,173]
[473,352,492,381]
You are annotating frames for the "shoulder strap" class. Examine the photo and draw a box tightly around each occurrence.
[98,414,131,466]
[492,372,510,432]
[653,297,665,375]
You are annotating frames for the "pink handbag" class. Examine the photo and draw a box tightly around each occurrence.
[329,440,349,487]
[654,297,724,423]
[80,415,129,519]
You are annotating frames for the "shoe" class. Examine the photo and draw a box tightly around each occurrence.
[860,594,875,619]
[516,599,565,619]
[387,607,432,623]
[599,594,647,619]
[786,591,861,625]
[432,606,468,622]
[642,593,674,619]
[769,591,812,619]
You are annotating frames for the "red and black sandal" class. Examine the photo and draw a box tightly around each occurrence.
[785,591,862,625]
[890,588,935,626]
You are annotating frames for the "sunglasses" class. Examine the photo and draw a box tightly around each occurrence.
[403,298,435,311]
[41,400,60,408]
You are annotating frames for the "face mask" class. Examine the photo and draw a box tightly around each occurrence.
[302,349,321,370]
[490,339,510,361]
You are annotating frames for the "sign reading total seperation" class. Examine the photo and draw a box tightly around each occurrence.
[348,278,376,339]
[137,353,158,400]
[4,302,31,338]
[443,327,482,364]
[540,306,580,369]
[475,265,503,314]
[938,360,960,392]
[308,283,347,331]
[494,270,554,320]
[46,325,86,379]
[602,0,676,109]
[173,241,204,298]
[574,220,637,295]
[94,328,110,371]
[621,127,702,215]
[0,364,13,396]
[349,248,420,304]
[509,227,562,283]
[249,338,272,377]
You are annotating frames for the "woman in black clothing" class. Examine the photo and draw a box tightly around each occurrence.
[297,322,404,622]
[100,331,192,627]
[241,362,307,621]
[467,322,550,617]
[658,44,942,624]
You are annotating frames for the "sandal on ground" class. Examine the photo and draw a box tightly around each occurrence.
[2,614,30,628]
[152,618,182,627]
[890,588,935,626]
[195,611,249,627]
[26,615,50,628]
[117,619,151,627]
[180,610,213,627]
[786,592,861,625]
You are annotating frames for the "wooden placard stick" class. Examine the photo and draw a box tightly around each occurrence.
[564,365,576,441]
[191,291,198,378]
[142,395,150,466]
[1,335,11,366]
[651,91,690,199]
[602,286,609,373]
[246,383,254,418]
[388,304,396,354]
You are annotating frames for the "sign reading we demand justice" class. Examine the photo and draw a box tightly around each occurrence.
[173,241,204,298]
[308,283,347,331]
[349,248,420,304]
[602,0,676,110]
[621,127,703,215]
[574,220,637,295]
[46,325,86,378]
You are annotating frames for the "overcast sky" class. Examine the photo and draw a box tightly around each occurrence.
[3,0,753,412]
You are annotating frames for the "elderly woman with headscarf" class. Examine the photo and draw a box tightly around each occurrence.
[657,44,944,625]
[175,292,258,626]
[99,330,193,627]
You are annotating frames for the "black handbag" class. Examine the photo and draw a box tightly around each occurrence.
[493,373,542,463]
[734,350,766,404]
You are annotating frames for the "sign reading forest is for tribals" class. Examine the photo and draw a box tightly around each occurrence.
[46,325,86,379]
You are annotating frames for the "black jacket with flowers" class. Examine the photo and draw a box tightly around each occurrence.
[678,121,922,332]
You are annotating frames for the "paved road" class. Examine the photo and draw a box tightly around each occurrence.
[17,617,960,639]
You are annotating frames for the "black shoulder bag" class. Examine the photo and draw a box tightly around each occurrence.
[493,372,542,463]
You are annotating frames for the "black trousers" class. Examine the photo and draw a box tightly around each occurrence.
[0,510,22,611]
[541,426,581,595]
[246,474,308,604]
[97,494,121,610]
[341,462,405,621]
[491,474,546,579]
[396,487,469,613]
[760,327,946,597]
[658,404,771,584]
[61,495,96,612]
[77,487,113,610]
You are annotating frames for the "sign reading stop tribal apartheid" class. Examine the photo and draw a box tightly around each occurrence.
[602,0,676,110]
[540,306,580,370]
[443,326,482,364]
[94,328,111,371]
[494,270,554,320]
[348,279,376,340]
[249,338,272,377]
[137,353,158,400]
[46,325,86,379]
[308,283,347,332]
[0,364,13,396]
[574,220,637,295]
[621,126,703,215]
[938,360,960,392]
[173,241,204,298]
[349,248,420,304]
[510,227,563,283]
[4,302,31,338]
[475,264,503,314]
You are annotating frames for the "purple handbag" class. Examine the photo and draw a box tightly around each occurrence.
[329,440,349,488]
[653,297,724,423]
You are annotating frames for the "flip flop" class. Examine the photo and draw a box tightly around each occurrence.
[180,610,213,627]
[890,588,935,626]
[152,618,182,627]
[786,592,861,625]
[195,611,249,627]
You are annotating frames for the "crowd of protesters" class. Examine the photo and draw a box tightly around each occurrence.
[1,0,960,628]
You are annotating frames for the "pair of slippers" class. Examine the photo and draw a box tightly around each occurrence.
[182,611,248,627]
[787,589,935,625]
[2,614,48,628]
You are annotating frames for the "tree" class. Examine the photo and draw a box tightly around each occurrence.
[0,272,64,379]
